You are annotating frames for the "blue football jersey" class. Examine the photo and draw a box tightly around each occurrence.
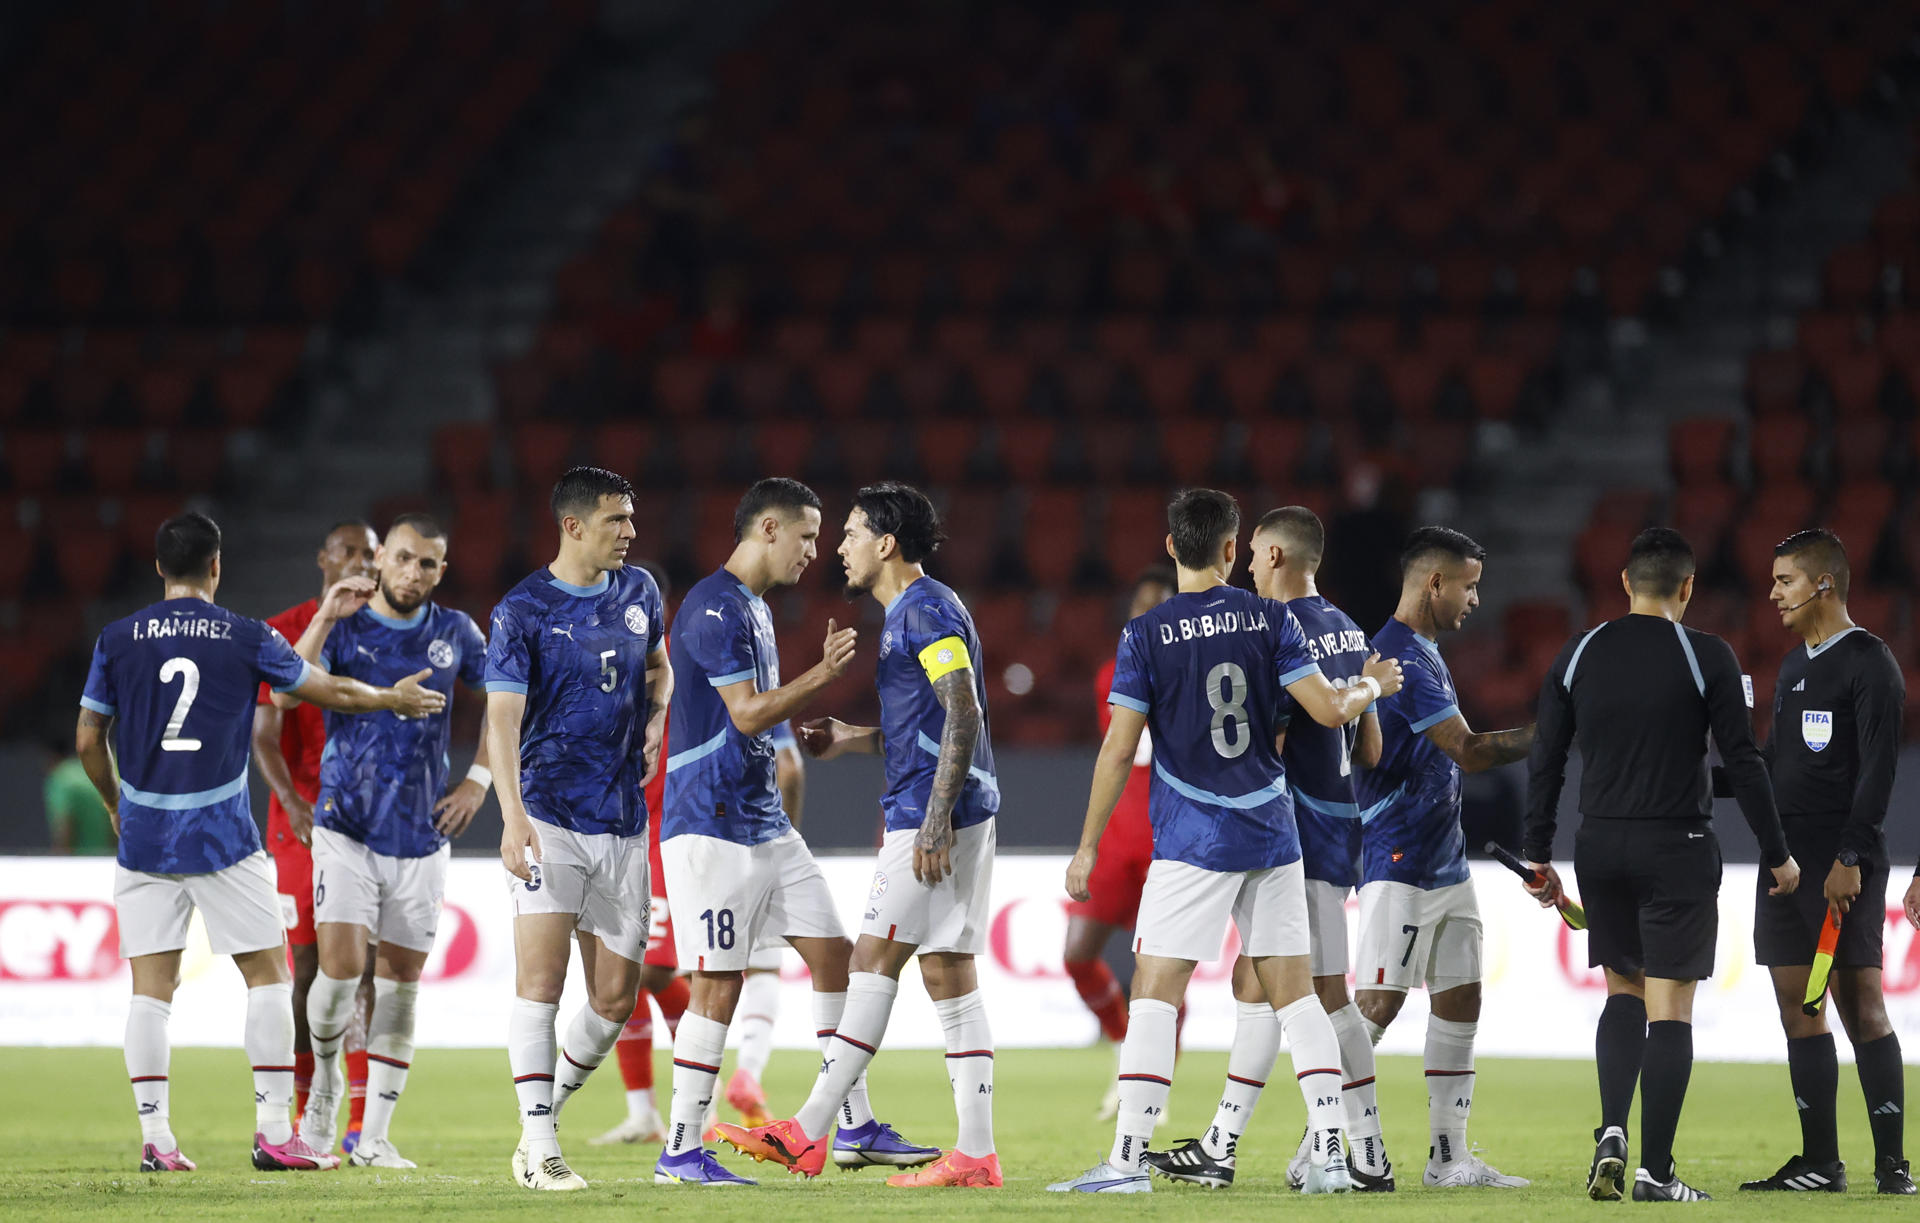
[1279,595,1372,888]
[661,569,790,846]
[1108,585,1320,873]
[81,598,311,874]
[484,566,665,838]
[1353,617,1468,889]
[769,720,797,751]
[314,602,486,857]
[876,578,997,832]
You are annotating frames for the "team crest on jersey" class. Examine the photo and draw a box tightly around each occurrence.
[869,870,888,899]
[880,630,895,659]
[624,604,649,636]
[1802,710,1833,752]
[428,638,455,669]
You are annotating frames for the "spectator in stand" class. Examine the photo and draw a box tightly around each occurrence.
[45,739,114,855]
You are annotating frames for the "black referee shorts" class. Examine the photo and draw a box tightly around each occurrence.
[1574,819,1722,981]
[1754,816,1887,969]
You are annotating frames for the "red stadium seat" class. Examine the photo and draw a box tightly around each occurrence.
[1747,414,1810,485]
[1246,419,1312,486]
[915,420,982,486]
[1668,417,1733,485]
[511,424,576,489]
[1218,353,1281,417]
[1098,490,1167,583]
[0,524,35,597]
[653,357,716,417]
[1824,352,1888,420]
[995,420,1060,483]
[1575,521,1637,596]
[1158,420,1224,484]
[1745,350,1807,417]
[3,431,68,494]
[83,429,150,491]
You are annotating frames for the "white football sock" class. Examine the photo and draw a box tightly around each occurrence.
[1109,998,1177,1171]
[812,989,876,1128]
[126,994,175,1150]
[666,1012,728,1157]
[508,998,560,1159]
[360,978,418,1144]
[1277,995,1344,1137]
[734,971,779,1080]
[1426,1016,1477,1164]
[933,990,995,1157]
[1202,1000,1282,1160]
[306,970,359,1103]
[552,1004,624,1118]
[1364,1015,1386,1045]
[246,983,297,1145]
[796,972,895,1139]
[1330,1001,1384,1170]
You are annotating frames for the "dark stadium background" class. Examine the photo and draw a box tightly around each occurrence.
[5,0,1920,867]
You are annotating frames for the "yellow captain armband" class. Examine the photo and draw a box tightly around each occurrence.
[917,635,973,681]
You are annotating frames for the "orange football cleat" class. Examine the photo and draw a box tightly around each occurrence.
[713,1117,828,1178]
[725,1070,773,1128]
[886,1150,1003,1188]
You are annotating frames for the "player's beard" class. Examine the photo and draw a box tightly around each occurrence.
[381,576,426,614]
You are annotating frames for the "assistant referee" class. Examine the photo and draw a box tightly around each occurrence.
[1739,528,1912,1196]
[1524,527,1798,1203]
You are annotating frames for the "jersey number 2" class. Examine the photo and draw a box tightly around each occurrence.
[159,657,203,752]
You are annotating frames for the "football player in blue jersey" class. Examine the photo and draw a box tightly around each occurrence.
[720,482,1003,1189]
[77,512,445,1174]
[658,478,935,1185]
[1050,489,1401,1196]
[1147,505,1394,1191]
[1351,526,1535,1189]
[275,514,492,1169]
[484,467,672,1192]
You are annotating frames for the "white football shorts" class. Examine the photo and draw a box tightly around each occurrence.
[860,819,996,955]
[1134,856,1310,962]
[116,850,284,959]
[311,826,450,954]
[507,817,650,964]
[1305,878,1354,978]
[1355,878,1482,993]
[660,828,843,972]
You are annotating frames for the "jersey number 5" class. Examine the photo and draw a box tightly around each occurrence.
[598,649,617,694]
[159,657,203,752]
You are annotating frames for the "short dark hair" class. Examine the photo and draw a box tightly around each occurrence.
[1167,488,1240,570]
[1253,505,1325,567]
[1135,564,1175,593]
[387,512,446,542]
[1399,525,1486,577]
[156,511,221,579]
[326,518,374,540]
[1775,528,1850,601]
[635,558,671,604]
[551,466,634,524]
[851,481,945,563]
[1625,527,1695,597]
[733,477,822,543]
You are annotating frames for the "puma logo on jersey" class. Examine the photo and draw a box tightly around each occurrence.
[705,608,724,619]
[355,645,380,659]
[550,625,574,641]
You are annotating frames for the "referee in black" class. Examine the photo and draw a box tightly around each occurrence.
[1524,527,1798,1202]
[1738,529,1912,1195]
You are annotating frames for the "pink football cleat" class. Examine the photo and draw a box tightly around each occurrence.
[140,1144,196,1172]
[253,1131,342,1171]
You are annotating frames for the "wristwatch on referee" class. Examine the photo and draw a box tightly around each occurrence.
[1836,849,1861,869]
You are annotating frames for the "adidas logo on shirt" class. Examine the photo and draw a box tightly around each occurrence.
[1793,679,1805,691]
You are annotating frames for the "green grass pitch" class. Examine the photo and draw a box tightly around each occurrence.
[2,1045,1906,1219]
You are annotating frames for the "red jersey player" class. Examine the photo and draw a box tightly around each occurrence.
[250,520,378,1147]
[1062,567,1174,1118]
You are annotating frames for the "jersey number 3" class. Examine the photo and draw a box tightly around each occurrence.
[159,657,203,752]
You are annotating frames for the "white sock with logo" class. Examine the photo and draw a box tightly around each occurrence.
[246,983,297,1145]
[126,994,176,1151]
[1331,1002,1384,1170]
[796,972,895,1140]
[508,998,560,1159]
[812,989,876,1128]
[306,970,358,1105]
[665,1012,728,1157]
[360,978,418,1145]
[1202,1000,1282,1160]
[1426,1017,1477,1164]
[933,991,995,1158]
[1109,999,1177,1172]
[552,1004,623,1118]
[1277,995,1345,1139]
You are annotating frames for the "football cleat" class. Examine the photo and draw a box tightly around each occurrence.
[1301,1130,1353,1195]
[725,1069,772,1128]
[1425,1148,1529,1188]
[139,1144,195,1172]
[1143,1137,1234,1189]
[1634,1165,1710,1201]
[887,1150,1002,1188]
[1285,1126,1311,1189]
[590,1110,667,1145]
[1351,1159,1395,1192]
[253,1131,341,1171]
[1047,1160,1151,1193]
[1348,1133,1394,1191]
[1589,1126,1628,1201]
[1878,1156,1917,1195]
[714,1117,828,1178]
[299,1089,340,1158]
[833,1119,941,1169]
[347,1136,416,1168]
[655,1147,758,1186]
[520,1151,587,1191]
[1739,1153,1844,1192]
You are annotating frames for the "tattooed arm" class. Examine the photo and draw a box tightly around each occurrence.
[914,667,981,886]
[1422,713,1534,773]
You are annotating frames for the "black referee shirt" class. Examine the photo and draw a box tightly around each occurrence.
[1766,626,1904,860]
[1524,613,1788,867]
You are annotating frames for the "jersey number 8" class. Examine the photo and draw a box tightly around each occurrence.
[1207,662,1250,758]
